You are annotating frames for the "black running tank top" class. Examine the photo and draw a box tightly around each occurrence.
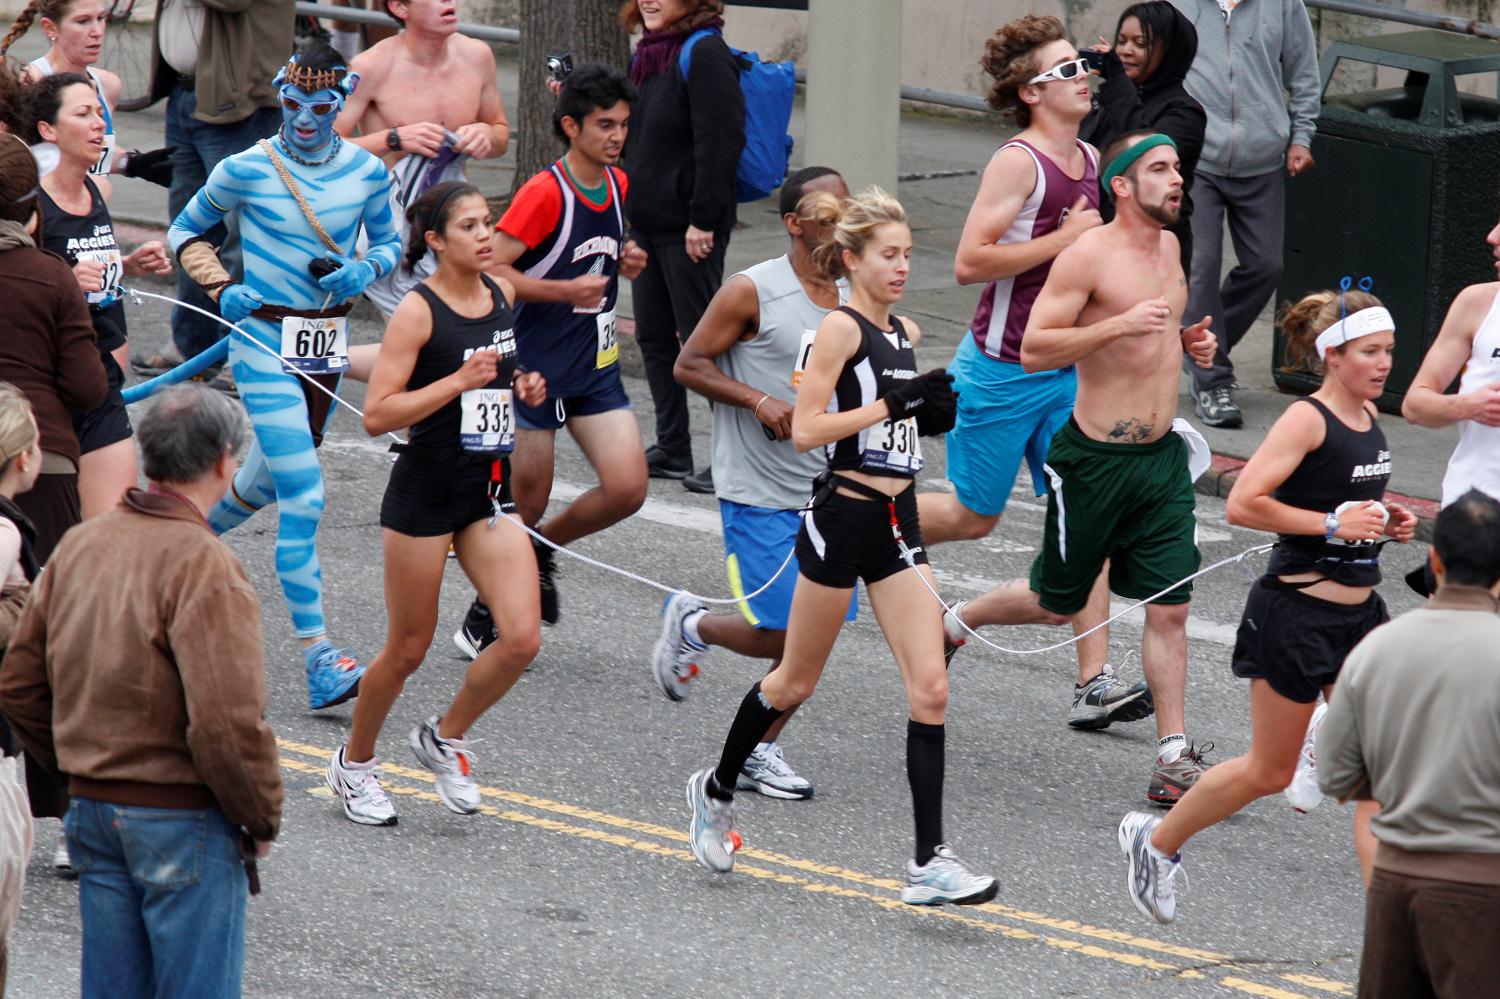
[824,306,923,478]
[407,275,519,454]
[39,178,128,353]
[1267,397,1391,586]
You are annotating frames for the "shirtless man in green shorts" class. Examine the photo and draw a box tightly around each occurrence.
[1020,130,1217,803]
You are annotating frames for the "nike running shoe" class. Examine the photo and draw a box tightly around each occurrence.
[1147,742,1213,806]
[453,598,498,661]
[738,744,814,800]
[409,716,480,815]
[535,540,559,625]
[651,592,707,702]
[1119,811,1184,923]
[325,746,397,826]
[1069,666,1155,730]
[900,845,999,906]
[686,768,739,872]
[305,642,364,711]
[1285,702,1328,814]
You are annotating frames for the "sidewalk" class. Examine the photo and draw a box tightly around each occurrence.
[77,38,1453,530]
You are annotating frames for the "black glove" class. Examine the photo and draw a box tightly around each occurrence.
[122,146,175,188]
[916,383,958,436]
[883,368,955,422]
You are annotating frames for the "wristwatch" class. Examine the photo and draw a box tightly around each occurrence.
[1324,510,1340,542]
[386,127,402,152]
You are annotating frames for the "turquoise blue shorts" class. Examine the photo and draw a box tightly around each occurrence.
[945,332,1077,517]
[720,499,856,631]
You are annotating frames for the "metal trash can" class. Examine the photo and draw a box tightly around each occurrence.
[1276,30,1500,410]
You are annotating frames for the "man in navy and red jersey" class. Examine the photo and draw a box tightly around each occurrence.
[917,17,1150,736]
[453,63,649,656]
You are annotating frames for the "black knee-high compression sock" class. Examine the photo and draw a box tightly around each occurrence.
[907,719,946,866]
[712,682,786,799]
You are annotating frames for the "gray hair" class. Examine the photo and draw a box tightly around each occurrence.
[136,384,247,484]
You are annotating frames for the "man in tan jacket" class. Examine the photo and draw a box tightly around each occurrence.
[0,384,282,999]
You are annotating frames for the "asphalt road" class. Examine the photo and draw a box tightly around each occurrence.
[6,281,1429,999]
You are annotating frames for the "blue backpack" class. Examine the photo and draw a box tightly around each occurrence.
[679,28,795,203]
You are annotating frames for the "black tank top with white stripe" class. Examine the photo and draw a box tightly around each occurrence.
[407,275,518,454]
[824,306,924,478]
[1267,397,1391,586]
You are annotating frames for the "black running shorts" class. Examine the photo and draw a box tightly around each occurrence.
[73,352,132,454]
[380,450,515,538]
[1230,577,1389,703]
[795,484,927,589]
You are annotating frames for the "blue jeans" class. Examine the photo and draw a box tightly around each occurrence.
[164,83,280,358]
[65,798,248,999]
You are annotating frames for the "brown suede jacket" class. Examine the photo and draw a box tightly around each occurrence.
[0,488,282,840]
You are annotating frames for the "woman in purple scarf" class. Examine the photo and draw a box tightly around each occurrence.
[619,0,745,492]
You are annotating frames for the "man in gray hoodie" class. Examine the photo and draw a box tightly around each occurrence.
[1169,0,1321,427]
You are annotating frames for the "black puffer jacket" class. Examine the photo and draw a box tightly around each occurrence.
[1080,5,1206,269]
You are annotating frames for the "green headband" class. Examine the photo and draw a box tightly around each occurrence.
[1101,133,1178,190]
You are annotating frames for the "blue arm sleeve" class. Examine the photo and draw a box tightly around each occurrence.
[167,159,241,254]
[358,163,402,280]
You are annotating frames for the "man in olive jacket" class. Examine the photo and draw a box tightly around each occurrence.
[0,385,282,999]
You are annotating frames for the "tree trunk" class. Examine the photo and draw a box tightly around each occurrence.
[512,0,631,196]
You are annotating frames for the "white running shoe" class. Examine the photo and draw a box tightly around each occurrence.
[651,592,707,702]
[1118,811,1185,923]
[52,833,76,879]
[686,768,739,872]
[900,845,998,906]
[1285,702,1328,814]
[409,716,480,815]
[326,745,398,826]
[738,744,814,800]
[941,600,968,667]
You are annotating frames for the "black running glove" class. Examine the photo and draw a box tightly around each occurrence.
[122,146,175,188]
[916,381,958,436]
[883,368,955,422]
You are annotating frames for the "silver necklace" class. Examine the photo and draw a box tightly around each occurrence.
[276,130,341,167]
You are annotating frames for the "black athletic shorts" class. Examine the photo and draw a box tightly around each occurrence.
[73,351,132,455]
[379,449,516,538]
[795,482,927,589]
[1230,577,1389,703]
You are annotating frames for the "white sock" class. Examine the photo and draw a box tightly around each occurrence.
[754,741,775,757]
[329,26,361,63]
[682,609,707,648]
[1157,734,1187,764]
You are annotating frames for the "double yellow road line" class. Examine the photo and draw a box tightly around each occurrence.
[276,738,1353,997]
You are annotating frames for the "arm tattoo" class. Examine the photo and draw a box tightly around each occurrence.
[1108,418,1155,443]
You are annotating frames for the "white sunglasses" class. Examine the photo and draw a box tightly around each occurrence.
[1028,58,1091,85]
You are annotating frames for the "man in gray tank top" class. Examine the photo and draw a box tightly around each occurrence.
[644,167,852,801]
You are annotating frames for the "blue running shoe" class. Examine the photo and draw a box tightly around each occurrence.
[305,641,364,711]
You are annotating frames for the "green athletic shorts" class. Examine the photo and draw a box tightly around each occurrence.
[1028,417,1200,615]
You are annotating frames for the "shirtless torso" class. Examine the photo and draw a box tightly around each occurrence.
[336,26,508,164]
[1021,140,1214,444]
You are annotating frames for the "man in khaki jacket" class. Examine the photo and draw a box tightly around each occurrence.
[0,384,282,998]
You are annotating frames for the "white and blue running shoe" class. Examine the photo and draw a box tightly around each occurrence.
[900,845,999,906]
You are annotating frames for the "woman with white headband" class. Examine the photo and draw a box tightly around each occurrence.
[1118,282,1418,925]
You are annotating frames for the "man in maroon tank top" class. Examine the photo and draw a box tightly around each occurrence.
[925,17,1155,737]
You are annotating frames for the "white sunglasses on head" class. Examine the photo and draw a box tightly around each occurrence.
[1028,58,1091,85]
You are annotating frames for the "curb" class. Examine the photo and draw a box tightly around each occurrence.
[1196,454,1439,544]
